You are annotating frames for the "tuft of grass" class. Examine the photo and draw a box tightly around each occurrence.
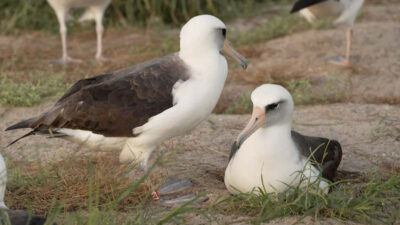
[5,153,208,224]
[0,0,58,33]
[0,72,71,107]
[224,93,253,114]
[216,171,400,224]
[232,14,309,46]
[285,75,348,105]
[286,78,314,105]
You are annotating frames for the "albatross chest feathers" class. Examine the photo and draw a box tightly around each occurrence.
[225,127,320,194]
[224,84,339,195]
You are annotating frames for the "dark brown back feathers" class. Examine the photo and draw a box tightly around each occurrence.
[290,0,329,13]
[6,53,189,138]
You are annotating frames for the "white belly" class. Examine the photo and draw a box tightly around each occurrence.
[58,129,127,151]
[299,0,344,23]
[224,131,324,194]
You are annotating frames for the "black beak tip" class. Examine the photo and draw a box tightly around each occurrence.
[241,60,248,70]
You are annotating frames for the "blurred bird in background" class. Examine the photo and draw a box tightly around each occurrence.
[291,0,365,66]
[47,0,111,63]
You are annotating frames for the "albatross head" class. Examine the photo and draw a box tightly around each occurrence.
[179,15,247,69]
[236,84,294,147]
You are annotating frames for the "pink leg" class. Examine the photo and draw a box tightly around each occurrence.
[345,28,353,66]
[328,28,356,67]
[94,8,109,62]
[54,9,82,64]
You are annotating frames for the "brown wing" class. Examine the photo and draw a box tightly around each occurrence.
[291,130,342,181]
[56,73,114,104]
[16,53,189,137]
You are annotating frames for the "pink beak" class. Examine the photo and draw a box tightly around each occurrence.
[236,106,266,147]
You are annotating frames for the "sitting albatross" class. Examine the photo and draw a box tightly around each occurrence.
[47,0,112,63]
[225,84,342,194]
[290,0,365,66]
[6,15,248,169]
[0,154,55,225]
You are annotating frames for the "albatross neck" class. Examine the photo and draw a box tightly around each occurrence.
[259,123,292,140]
[178,46,223,71]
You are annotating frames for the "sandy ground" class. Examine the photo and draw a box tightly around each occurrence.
[216,4,400,112]
[1,103,399,224]
[0,2,399,224]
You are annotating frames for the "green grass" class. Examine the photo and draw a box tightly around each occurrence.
[286,75,348,105]
[224,93,253,114]
[216,171,400,224]
[4,155,209,225]
[3,151,400,224]
[0,72,71,107]
[286,79,314,105]
[0,0,289,34]
[232,14,332,46]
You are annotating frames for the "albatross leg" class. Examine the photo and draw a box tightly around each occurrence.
[53,9,82,64]
[93,6,109,62]
[119,140,202,206]
[328,28,359,67]
[119,139,154,170]
[345,28,352,65]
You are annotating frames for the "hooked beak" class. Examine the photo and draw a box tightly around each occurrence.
[236,106,266,148]
[221,40,248,69]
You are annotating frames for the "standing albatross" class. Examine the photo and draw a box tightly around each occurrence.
[6,15,248,169]
[225,84,342,194]
[290,0,365,66]
[47,0,111,63]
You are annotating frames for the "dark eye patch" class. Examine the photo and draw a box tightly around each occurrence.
[265,103,279,111]
[222,28,226,39]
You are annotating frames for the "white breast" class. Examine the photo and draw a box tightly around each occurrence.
[225,128,323,194]
[132,54,228,146]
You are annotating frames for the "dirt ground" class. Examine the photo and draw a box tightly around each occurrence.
[1,103,399,224]
[0,2,399,224]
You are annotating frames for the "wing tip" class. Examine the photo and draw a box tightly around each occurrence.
[290,2,303,14]
[228,141,239,160]
[5,119,33,131]
[290,0,327,14]
[329,139,343,164]
[6,131,36,147]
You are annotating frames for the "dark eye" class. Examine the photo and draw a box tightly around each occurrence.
[266,103,279,111]
[222,28,226,39]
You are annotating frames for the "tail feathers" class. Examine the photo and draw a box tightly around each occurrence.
[5,118,36,131]
[7,129,67,147]
[7,131,36,147]
[290,0,327,13]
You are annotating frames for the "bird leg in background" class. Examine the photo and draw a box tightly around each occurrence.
[95,11,109,62]
[328,28,359,67]
[53,9,82,64]
[345,28,353,65]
